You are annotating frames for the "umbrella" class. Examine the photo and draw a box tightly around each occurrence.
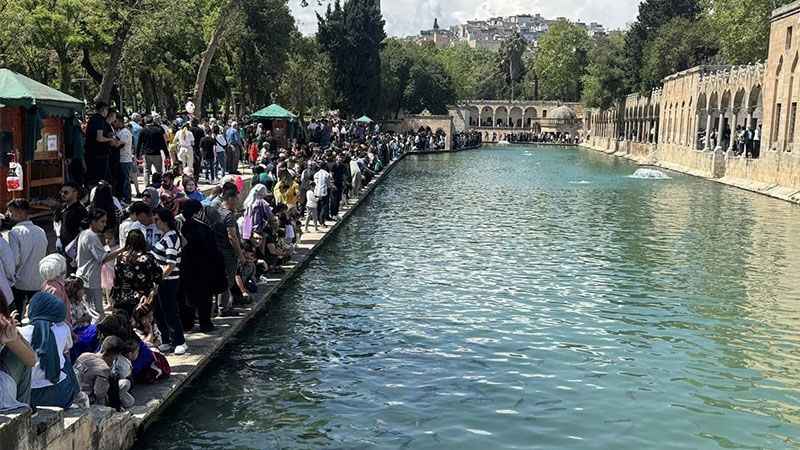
[0,68,84,117]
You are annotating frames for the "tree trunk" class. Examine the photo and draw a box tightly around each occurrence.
[94,19,132,104]
[194,1,236,118]
[57,51,72,97]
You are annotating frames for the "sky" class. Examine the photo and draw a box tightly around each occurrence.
[290,0,643,37]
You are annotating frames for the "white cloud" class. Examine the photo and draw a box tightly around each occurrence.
[290,0,642,37]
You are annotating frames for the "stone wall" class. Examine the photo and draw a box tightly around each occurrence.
[401,114,454,150]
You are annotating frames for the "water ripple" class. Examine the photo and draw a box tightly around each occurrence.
[139,147,800,450]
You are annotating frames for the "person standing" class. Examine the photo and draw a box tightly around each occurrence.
[137,116,167,188]
[151,208,187,355]
[76,208,122,319]
[0,235,14,313]
[213,184,242,317]
[179,200,223,332]
[225,122,242,175]
[313,163,331,227]
[54,182,88,263]
[213,126,228,180]
[330,155,346,219]
[115,117,134,203]
[176,122,195,174]
[129,114,143,199]
[6,199,47,317]
[189,119,205,180]
[84,102,121,186]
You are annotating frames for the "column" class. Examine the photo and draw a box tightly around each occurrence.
[728,111,737,152]
[716,111,726,151]
[704,113,713,150]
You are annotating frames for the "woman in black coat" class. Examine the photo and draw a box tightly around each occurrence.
[179,200,226,332]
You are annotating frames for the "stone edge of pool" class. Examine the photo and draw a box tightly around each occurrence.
[0,147,478,450]
[579,142,800,205]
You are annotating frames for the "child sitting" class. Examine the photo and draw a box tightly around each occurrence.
[65,275,100,329]
[74,336,136,410]
[233,241,259,305]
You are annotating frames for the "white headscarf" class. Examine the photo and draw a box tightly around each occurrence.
[243,184,268,210]
[39,254,67,282]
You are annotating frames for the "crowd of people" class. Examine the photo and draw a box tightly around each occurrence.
[0,106,409,414]
[488,131,579,144]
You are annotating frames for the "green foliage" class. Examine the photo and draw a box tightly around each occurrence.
[434,44,496,99]
[703,0,795,64]
[534,19,591,101]
[380,39,456,116]
[277,35,333,118]
[498,32,527,86]
[623,0,702,92]
[582,32,628,109]
[639,17,719,92]
[317,0,386,117]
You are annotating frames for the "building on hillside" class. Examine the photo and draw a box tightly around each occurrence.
[583,0,800,197]
[414,14,605,51]
[417,18,453,49]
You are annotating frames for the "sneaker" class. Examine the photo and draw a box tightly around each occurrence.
[174,344,188,355]
[158,343,173,353]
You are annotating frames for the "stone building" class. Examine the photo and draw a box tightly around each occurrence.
[450,100,582,134]
[584,0,800,197]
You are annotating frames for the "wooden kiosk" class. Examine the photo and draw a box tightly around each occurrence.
[250,103,298,149]
[0,69,84,214]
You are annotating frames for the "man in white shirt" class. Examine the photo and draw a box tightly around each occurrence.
[6,199,47,317]
[0,234,14,308]
[115,118,134,202]
[313,164,331,227]
[176,122,195,173]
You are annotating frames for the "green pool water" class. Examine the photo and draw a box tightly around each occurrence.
[137,147,800,449]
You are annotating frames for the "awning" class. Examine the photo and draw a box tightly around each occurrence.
[356,115,373,124]
[250,103,297,120]
[0,69,84,117]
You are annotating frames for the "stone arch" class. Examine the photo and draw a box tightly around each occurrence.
[495,106,508,127]
[509,107,523,128]
[467,106,480,127]
[480,106,494,127]
[523,107,537,128]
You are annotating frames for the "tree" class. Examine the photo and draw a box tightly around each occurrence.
[582,32,629,109]
[703,0,794,64]
[194,0,238,118]
[624,0,702,92]
[639,17,719,91]
[277,35,333,118]
[317,0,386,117]
[497,32,527,100]
[534,19,591,101]
[434,44,497,100]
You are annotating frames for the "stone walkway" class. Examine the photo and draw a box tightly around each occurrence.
[1,153,411,450]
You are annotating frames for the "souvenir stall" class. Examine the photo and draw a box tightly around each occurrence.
[250,103,298,149]
[0,69,84,214]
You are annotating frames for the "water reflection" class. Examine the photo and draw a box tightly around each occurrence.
[138,147,800,450]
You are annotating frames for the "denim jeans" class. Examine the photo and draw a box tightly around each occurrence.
[215,151,226,178]
[203,159,215,182]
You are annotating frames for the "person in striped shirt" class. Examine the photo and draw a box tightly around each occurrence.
[151,208,187,355]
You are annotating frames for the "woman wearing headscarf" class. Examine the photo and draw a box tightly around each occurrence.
[40,254,71,325]
[18,292,79,408]
[141,186,160,210]
[179,200,225,332]
[241,184,272,241]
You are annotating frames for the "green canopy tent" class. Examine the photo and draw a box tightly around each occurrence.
[355,115,373,124]
[250,103,297,120]
[250,103,298,149]
[0,69,84,210]
[0,69,84,118]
